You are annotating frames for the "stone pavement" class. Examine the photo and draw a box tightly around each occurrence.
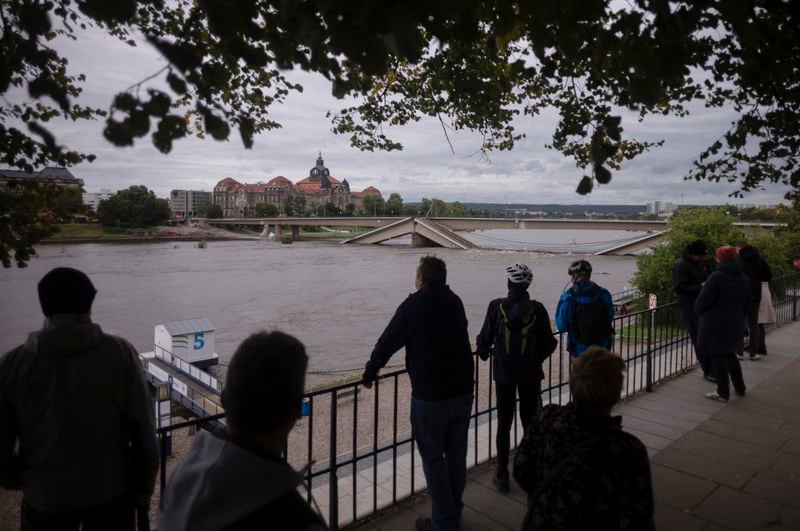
[353,322,800,530]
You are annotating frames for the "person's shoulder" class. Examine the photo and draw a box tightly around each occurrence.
[615,429,649,456]
[0,344,27,374]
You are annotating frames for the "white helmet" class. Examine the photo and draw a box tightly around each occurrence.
[506,263,533,285]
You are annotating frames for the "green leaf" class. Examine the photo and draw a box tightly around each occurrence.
[113,92,138,112]
[166,72,188,94]
[143,90,171,117]
[594,164,612,184]
[576,176,594,195]
[204,111,230,141]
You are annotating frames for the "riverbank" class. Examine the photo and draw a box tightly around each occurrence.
[40,223,363,245]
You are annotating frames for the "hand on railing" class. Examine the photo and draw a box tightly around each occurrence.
[361,378,375,389]
[475,350,489,361]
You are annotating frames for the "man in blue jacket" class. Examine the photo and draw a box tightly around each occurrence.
[556,260,615,361]
[362,256,473,531]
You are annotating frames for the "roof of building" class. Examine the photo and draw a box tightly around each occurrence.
[0,166,83,185]
[352,186,382,198]
[161,318,216,336]
[243,182,269,192]
[266,175,294,188]
[214,177,242,191]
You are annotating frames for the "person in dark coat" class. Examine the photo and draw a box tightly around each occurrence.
[695,246,752,401]
[513,347,654,531]
[362,256,474,531]
[672,240,713,380]
[158,331,327,531]
[736,241,772,359]
[475,264,558,493]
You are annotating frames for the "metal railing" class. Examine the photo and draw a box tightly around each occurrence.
[154,272,800,529]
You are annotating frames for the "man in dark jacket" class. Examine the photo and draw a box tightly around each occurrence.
[695,246,752,401]
[0,267,157,531]
[736,241,772,360]
[362,256,473,531]
[672,240,714,380]
[158,331,327,531]
[475,263,557,493]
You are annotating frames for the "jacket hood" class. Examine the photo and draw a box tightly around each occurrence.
[24,314,102,357]
[157,432,305,531]
[717,259,743,275]
[738,245,759,261]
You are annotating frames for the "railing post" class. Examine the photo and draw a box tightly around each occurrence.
[793,277,798,321]
[329,389,338,530]
[646,309,654,392]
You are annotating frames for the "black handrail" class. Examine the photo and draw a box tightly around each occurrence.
[153,272,800,529]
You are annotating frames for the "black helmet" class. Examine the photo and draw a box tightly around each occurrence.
[568,260,592,277]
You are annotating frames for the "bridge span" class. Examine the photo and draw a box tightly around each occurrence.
[202,217,780,255]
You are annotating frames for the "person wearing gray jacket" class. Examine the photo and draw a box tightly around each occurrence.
[157,331,327,531]
[0,267,158,530]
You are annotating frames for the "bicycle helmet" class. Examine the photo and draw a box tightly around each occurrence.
[506,263,533,285]
[568,260,592,277]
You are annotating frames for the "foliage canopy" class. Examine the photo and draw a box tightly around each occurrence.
[96,185,171,228]
[2,0,800,265]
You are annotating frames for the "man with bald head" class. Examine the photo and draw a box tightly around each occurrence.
[0,267,157,530]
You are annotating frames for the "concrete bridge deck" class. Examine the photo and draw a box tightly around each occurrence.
[354,321,800,531]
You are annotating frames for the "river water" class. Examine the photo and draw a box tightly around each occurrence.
[0,232,640,379]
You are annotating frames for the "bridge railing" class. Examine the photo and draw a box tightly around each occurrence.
[154,272,800,529]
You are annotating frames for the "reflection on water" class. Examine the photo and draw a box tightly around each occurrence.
[0,236,638,375]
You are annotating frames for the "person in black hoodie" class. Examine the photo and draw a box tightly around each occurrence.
[736,241,772,359]
[475,263,557,493]
[695,246,752,402]
[157,331,327,531]
[362,256,473,531]
[672,240,714,380]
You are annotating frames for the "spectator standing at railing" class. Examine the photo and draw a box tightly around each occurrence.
[672,240,715,381]
[695,246,752,402]
[555,260,615,361]
[0,267,157,531]
[361,256,474,531]
[735,241,772,360]
[158,331,327,531]
[475,263,558,494]
[513,347,654,531]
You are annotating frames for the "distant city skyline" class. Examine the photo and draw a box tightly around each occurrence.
[6,26,793,206]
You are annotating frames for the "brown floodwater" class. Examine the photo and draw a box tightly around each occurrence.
[0,238,638,378]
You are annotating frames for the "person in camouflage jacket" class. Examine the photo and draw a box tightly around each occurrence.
[513,347,654,531]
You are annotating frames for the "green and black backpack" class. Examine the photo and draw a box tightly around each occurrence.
[498,301,537,357]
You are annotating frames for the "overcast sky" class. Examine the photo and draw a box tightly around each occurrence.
[9,25,792,206]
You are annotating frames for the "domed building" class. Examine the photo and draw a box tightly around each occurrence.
[212,153,380,217]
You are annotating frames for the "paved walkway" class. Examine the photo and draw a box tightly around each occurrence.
[353,322,800,530]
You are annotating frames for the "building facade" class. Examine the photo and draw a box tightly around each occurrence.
[212,154,381,217]
[83,189,116,213]
[170,189,213,219]
[0,167,84,190]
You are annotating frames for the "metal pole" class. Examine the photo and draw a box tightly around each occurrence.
[646,309,654,392]
[329,390,338,530]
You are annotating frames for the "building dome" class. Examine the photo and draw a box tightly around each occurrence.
[266,175,293,188]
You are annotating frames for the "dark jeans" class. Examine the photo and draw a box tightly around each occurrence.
[738,303,761,357]
[757,324,768,354]
[411,394,473,531]
[680,303,712,376]
[495,381,541,473]
[713,352,746,400]
[21,494,134,531]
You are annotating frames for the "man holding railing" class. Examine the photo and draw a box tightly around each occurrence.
[361,256,474,531]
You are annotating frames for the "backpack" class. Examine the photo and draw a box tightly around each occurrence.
[571,296,612,345]
[498,301,537,357]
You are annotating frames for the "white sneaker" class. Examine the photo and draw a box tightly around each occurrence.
[736,354,744,361]
[749,353,761,360]
[705,392,729,402]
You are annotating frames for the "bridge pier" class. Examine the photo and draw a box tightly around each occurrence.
[292,226,300,239]
[274,224,283,239]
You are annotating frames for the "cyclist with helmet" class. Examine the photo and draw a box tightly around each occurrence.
[475,263,557,493]
[555,260,615,360]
